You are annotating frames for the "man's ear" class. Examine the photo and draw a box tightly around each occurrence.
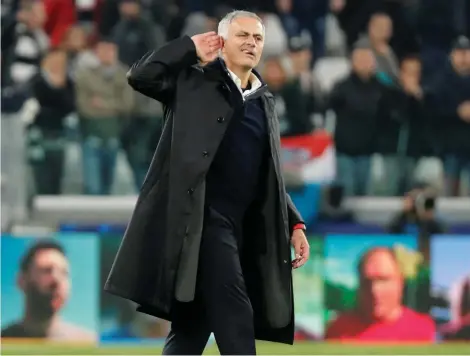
[17,272,27,292]
[220,36,225,53]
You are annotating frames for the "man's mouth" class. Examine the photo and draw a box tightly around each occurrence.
[51,293,65,310]
[242,49,255,58]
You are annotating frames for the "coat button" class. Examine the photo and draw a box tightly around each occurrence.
[283,260,288,264]
[217,117,225,123]
[188,188,194,194]
[202,151,209,157]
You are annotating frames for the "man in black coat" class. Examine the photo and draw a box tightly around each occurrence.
[425,36,470,196]
[104,10,310,355]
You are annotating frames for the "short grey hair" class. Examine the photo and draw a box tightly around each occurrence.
[217,10,265,39]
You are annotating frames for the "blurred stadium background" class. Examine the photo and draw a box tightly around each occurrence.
[1,0,470,354]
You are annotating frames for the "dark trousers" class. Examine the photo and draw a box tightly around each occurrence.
[28,129,65,195]
[31,145,65,195]
[121,117,160,192]
[163,206,256,355]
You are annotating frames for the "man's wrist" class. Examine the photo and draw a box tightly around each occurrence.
[293,223,306,232]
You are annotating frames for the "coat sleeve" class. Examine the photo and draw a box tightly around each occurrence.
[286,193,304,232]
[126,35,199,105]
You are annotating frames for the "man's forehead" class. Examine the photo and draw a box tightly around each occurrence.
[372,15,390,24]
[354,48,373,57]
[363,251,400,275]
[229,17,264,35]
[34,249,68,266]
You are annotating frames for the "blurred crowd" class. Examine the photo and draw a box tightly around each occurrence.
[1,0,470,197]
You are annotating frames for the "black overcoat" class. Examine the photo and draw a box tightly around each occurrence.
[104,35,304,345]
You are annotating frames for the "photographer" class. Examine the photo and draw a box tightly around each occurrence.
[387,183,445,236]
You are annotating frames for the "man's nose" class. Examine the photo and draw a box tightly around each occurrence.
[246,36,256,46]
[50,268,65,282]
[371,282,383,297]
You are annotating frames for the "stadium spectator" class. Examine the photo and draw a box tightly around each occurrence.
[416,0,459,86]
[27,49,75,195]
[292,0,329,62]
[61,25,98,78]
[261,56,312,137]
[425,36,470,196]
[326,247,436,341]
[377,55,434,195]
[111,0,166,190]
[328,45,383,196]
[110,0,165,68]
[2,0,49,88]
[356,12,399,86]
[42,0,76,48]
[98,0,174,37]
[257,9,288,60]
[333,0,418,59]
[288,32,325,121]
[75,38,134,195]
[276,0,302,41]
[332,0,378,52]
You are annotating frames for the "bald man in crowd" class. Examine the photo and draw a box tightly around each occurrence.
[326,247,435,341]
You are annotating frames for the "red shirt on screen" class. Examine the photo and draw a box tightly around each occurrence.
[325,307,435,342]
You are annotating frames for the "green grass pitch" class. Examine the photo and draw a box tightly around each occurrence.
[2,341,470,355]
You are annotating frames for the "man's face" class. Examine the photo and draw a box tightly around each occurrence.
[290,49,312,73]
[263,58,286,90]
[400,58,421,85]
[222,17,265,70]
[20,249,70,316]
[42,51,67,76]
[369,15,392,42]
[359,250,404,321]
[352,48,376,77]
[17,1,46,29]
[66,26,87,52]
[451,49,470,75]
[276,0,293,13]
[96,42,118,66]
[119,1,140,19]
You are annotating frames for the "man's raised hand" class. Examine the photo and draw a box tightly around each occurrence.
[191,32,223,64]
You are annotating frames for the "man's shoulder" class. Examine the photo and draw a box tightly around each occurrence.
[56,321,96,341]
[401,307,435,328]
[326,311,360,330]
[117,63,131,75]
[1,322,25,337]
[333,76,352,89]
[329,311,360,324]
[75,66,95,81]
[325,311,361,339]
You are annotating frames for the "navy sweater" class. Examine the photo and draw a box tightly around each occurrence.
[205,86,269,226]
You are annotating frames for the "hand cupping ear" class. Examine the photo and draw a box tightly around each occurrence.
[191,32,224,64]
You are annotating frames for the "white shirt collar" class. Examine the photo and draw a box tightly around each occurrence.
[227,69,262,98]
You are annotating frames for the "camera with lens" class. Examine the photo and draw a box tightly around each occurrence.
[411,188,437,216]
